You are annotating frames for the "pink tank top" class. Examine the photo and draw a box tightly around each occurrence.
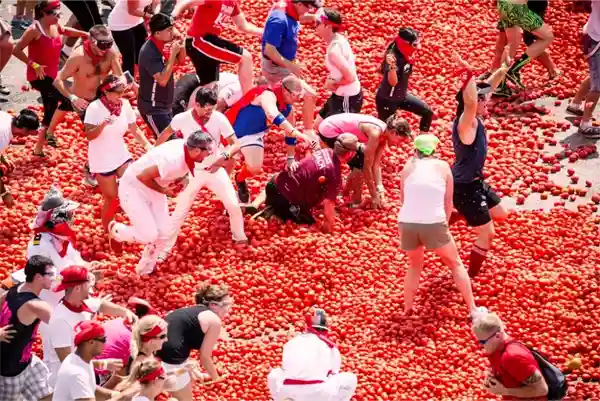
[27,22,62,82]
[318,113,387,143]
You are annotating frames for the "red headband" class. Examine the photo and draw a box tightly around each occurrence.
[140,324,164,342]
[139,366,165,383]
[394,36,416,63]
[318,14,344,31]
[44,0,60,12]
[101,79,125,92]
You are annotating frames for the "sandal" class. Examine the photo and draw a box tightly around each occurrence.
[32,150,46,158]
[45,132,59,148]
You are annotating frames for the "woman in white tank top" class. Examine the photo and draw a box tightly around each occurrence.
[398,134,485,319]
[313,8,363,131]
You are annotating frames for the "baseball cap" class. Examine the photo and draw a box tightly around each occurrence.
[54,266,90,292]
[150,13,174,34]
[414,134,439,156]
[73,320,105,346]
[41,186,79,212]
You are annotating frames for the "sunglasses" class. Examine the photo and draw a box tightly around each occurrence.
[45,9,60,16]
[93,39,114,51]
[478,331,498,346]
[94,336,107,343]
[155,334,167,340]
[283,84,302,98]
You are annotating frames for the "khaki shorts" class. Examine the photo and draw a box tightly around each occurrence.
[398,222,451,251]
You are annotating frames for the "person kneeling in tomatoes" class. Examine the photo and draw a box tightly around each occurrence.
[242,133,361,233]
[0,108,40,207]
[268,308,357,401]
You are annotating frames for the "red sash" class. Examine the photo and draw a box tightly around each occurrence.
[224,84,288,125]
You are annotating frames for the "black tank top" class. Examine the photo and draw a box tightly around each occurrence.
[451,117,488,184]
[156,305,209,365]
[0,286,41,376]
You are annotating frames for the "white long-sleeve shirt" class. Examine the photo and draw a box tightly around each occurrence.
[281,333,342,381]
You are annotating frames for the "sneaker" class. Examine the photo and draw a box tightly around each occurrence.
[579,125,600,139]
[45,132,59,147]
[505,70,525,89]
[0,77,10,96]
[478,71,492,81]
[237,180,249,203]
[470,306,489,322]
[566,104,584,116]
[83,164,98,187]
[107,221,123,255]
[493,84,513,98]
[135,259,156,276]
[240,204,258,215]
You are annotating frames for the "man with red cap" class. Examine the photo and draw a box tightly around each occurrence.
[53,320,141,400]
[267,308,357,401]
[44,265,137,387]
[0,256,55,401]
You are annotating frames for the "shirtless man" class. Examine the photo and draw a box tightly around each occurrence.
[37,25,123,185]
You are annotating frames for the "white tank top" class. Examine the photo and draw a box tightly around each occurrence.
[108,0,151,31]
[325,35,361,97]
[398,158,447,224]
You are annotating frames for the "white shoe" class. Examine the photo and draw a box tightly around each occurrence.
[135,258,156,276]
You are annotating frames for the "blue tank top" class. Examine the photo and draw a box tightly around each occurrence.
[451,117,487,183]
[233,103,292,138]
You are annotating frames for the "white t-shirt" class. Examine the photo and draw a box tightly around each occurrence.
[281,333,342,381]
[53,353,97,401]
[325,35,361,97]
[0,111,13,155]
[84,99,136,174]
[584,1,600,42]
[45,299,102,387]
[132,397,151,401]
[123,139,193,188]
[188,72,241,110]
[107,0,151,31]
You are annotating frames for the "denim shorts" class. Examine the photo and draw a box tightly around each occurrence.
[588,38,600,92]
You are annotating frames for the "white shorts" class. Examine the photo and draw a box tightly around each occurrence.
[162,361,191,392]
[237,132,266,149]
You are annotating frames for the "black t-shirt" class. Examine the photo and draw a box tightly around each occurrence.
[173,73,201,116]
[138,39,174,115]
[0,286,41,376]
[376,49,412,102]
[156,305,209,365]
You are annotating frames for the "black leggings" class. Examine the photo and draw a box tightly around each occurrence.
[61,0,102,31]
[30,77,69,127]
[112,23,148,75]
[376,93,433,132]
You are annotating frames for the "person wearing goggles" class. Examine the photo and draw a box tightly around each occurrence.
[13,1,87,159]
[109,131,215,276]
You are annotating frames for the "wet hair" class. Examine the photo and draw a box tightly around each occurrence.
[117,357,163,391]
[385,114,411,137]
[281,75,303,93]
[34,1,58,20]
[95,74,124,99]
[194,88,218,107]
[133,303,151,318]
[380,27,419,73]
[89,25,112,42]
[130,315,167,359]
[24,255,54,283]
[322,8,343,33]
[195,282,229,306]
[12,109,40,132]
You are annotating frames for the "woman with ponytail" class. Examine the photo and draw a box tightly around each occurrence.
[83,74,152,239]
[118,357,176,401]
[376,28,434,135]
[129,314,168,371]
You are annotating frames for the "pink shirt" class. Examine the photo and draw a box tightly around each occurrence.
[94,319,132,373]
[317,113,387,143]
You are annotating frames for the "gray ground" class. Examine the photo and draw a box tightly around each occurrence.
[0,1,598,214]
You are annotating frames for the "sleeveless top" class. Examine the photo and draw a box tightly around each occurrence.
[27,21,62,82]
[325,35,360,97]
[318,113,386,143]
[398,158,448,224]
[451,117,487,184]
[156,305,210,365]
[0,286,41,376]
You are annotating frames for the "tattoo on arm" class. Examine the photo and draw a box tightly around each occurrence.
[523,371,543,385]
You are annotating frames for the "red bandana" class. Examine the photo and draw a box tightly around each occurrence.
[61,298,93,314]
[140,324,164,342]
[281,0,299,21]
[394,36,415,64]
[151,37,170,60]
[33,222,77,258]
[192,109,209,131]
[83,40,104,66]
[271,84,290,112]
[139,366,165,383]
[100,96,122,117]
[183,144,196,177]
[305,326,337,349]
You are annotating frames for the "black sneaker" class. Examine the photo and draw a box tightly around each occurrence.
[237,180,249,203]
[566,104,584,116]
[505,70,525,89]
[478,71,492,81]
[579,125,600,139]
[493,84,513,98]
[0,76,10,96]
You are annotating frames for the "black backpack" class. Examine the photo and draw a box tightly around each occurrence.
[502,341,568,401]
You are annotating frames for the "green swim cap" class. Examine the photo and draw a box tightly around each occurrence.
[414,134,439,156]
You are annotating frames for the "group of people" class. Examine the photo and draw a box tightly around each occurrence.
[0,0,594,400]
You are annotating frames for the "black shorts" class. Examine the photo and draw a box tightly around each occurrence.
[318,90,364,119]
[265,179,315,224]
[58,99,87,120]
[185,35,244,86]
[61,0,102,32]
[318,132,365,170]
[453,180,501,228]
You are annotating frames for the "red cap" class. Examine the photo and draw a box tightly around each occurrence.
[44,0,61,12]
[54,266,89,292]
[73,320,105,346]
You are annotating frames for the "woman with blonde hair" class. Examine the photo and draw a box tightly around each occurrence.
[119,357,175,401]
[129,314,169,370]
[156,282,233,401]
